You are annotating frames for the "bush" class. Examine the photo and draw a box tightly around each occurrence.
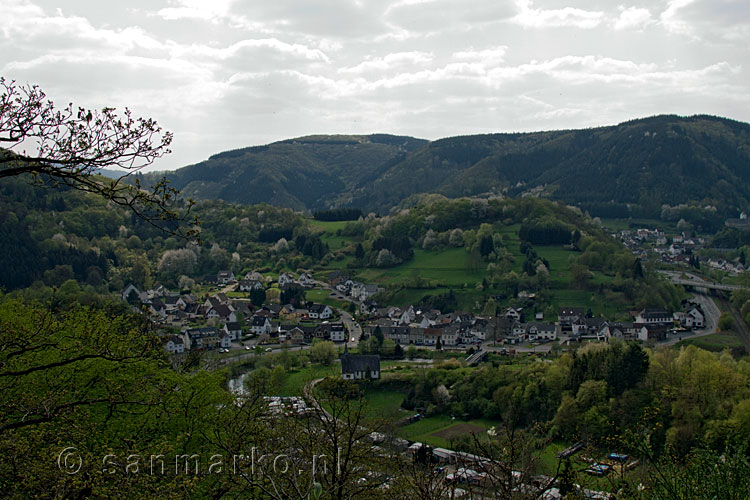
[719,312,735,331]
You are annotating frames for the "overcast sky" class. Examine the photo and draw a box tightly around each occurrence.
[3,0,749,171]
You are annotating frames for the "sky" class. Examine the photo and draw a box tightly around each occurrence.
[2,0,749,171]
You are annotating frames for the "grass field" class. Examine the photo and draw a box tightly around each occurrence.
[362,388,410,421]
[308,220,356,251]
[308,220,351,232]
[547,289,628,318]
[306,219,636,314]
[355,248,484,287]
[278,364,339,396]
[304,289,350,311]
[398,414,495,448]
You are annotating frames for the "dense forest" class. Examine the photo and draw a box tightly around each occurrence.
[145,115,750,219]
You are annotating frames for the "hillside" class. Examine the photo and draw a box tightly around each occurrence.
[143,134,427,211]
[151,115,750,217]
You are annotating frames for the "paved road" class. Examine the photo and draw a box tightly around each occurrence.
[660,292,720,346]
[313,280,362,349]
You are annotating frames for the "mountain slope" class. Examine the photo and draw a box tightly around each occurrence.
[153,115,750,216]
[355,115,750,216]
[146,134,427,211]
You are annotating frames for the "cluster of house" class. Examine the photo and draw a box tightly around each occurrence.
[616,227,749,274]
[122,283,246,328]
[703,257,748,275]
[205,269,317,290]
[616,228,705,265]
[122,276,351,354]
[358,302,707,347]
[362,305,489,347]
[162,300,348,354]
[328,271,382,302]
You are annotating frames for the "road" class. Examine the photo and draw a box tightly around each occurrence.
[313,279,362,349]
[660,292,720,346]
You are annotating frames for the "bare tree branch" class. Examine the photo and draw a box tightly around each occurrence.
[0,76,199,240]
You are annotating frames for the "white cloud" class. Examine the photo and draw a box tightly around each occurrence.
[339,52,433,74]
[512,0,605,29]
[385,0,517,34]
[1,0,748,171]
[185,39,330,64]
[658,0,750,43]
[157,0,236,21]
[613,6,653,30]
[660,0,697,35]
[452,47,508,67]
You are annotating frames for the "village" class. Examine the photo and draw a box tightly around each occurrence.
[615,225,748,275]
[121,267,713,361]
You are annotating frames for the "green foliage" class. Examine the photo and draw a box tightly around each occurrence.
[567,341,650,397]
[309,339,336,366]
[313,208,363,221]
[159,116,750,218]
[640,442,750,500]
[719,312,735,331]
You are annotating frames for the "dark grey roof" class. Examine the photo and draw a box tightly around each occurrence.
[186,327,218,338]
[213,304,233,318]
[528,322,555,331]
[558,307,585,316]
[640,308,671,318]
[341,354,380,374]
[251,316,269,326]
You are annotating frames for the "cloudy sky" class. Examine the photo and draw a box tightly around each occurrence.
[2,0,749,171]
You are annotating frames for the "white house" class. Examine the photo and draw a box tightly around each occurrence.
[526,322,557,342]
[298,272,315,287]
[357,284,380,302]
[217,270,235,284]
[308,304,333,320]
[278,273,295,287]
[511,321,526,337]
[250,316,272,335]
[398,306,416,325]
[636,308,673,325]
[164,335,185,354]
[341,354,380,380]
[685,307,705,329]
[238,279,263,292]
[441,328,458,346]
[505,308,522,321]
[326,323,347,342]
[219,332,232,349]
[223,322,243,341]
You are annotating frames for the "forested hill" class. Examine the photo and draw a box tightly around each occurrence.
[143,134,427,211]
[149,115,750,216]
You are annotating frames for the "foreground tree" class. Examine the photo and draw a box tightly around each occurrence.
[0,77,197,238]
